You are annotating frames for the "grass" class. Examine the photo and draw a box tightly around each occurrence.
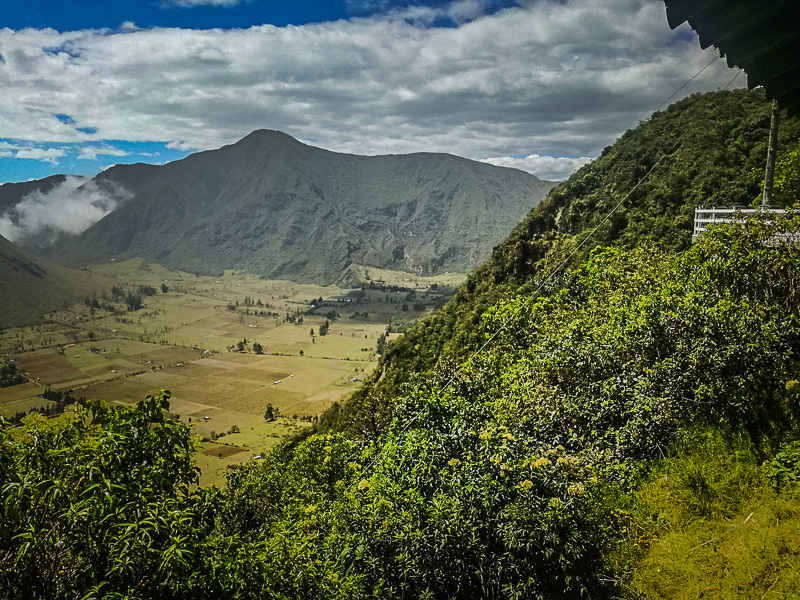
[0,382,43,405]
[610,428,800,599]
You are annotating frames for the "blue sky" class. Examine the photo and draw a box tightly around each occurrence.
[3,0,522,31]
[0,0,741,187]
[4,0,350,31]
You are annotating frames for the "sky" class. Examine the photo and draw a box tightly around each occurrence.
[0,0,744,186]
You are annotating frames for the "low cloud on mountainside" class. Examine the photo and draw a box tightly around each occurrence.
[0,0,740,182]
[0,177,132,250]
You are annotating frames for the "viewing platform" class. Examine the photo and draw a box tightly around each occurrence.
[692,206,791,242]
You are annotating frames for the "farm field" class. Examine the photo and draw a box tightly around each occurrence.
[1,258,463,484]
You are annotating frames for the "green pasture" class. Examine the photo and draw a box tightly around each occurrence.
[0,382,44,405]
[350,263,465,289]
[194,418,311,487]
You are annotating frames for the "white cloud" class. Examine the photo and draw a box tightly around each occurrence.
[12,147,66,164]
[482,154,594,181]
[0,141,67,164]
[77,144,130,160]
[165,140,196,151]
[0,0,743,170]
[0,176,133,248]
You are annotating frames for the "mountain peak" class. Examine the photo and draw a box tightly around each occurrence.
[235,129,306,149]
[50,135,555,284]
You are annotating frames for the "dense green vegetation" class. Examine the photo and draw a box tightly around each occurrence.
[4,208,800,598]
[329,88,800,436]
[4,89,800,598]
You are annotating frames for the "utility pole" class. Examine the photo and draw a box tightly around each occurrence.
[762,99,780,208]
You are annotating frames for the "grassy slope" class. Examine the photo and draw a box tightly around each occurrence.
[616,430,800,598]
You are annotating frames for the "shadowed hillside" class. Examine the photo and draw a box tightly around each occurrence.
[0,234,94,326]
[50,131,555,284]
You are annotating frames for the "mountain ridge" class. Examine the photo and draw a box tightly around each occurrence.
[327,88,800,435]
[50,130,554,283]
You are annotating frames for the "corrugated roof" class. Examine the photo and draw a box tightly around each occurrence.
[663,0,800,116]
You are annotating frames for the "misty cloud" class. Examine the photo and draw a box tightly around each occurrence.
[0,176,133,249]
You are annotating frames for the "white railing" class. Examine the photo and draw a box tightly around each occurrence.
[692,206,789,242]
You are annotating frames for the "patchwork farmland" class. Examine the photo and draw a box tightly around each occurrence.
[0,258,463,485]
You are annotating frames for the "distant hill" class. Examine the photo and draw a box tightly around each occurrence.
[49,131,554,284]
[0,234,93,326]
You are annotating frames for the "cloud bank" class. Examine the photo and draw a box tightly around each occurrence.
[482,154,594,181]
[0,177,132,249]
[0,0,741,180]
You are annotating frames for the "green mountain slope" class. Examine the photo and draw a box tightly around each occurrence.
[50,131,554,284]
[4,89,800,599]
[0,234,94,327]
[331,89,800,435]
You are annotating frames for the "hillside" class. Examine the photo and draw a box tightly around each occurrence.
[49,131,554,284]
[4,212,800,599]
[330,88,800,434]
[0,234,95,327]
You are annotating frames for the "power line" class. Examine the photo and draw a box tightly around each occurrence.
[653,54,720,114]
[723,68,744,91]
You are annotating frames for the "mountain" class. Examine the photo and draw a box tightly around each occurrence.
[0,233,93,326]
[0,175,67,213]
[50,131,555,284]
[4,89,800,599]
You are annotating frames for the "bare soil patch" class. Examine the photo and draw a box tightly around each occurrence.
[15,352,83,385]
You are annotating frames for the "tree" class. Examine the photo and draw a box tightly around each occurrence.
[252,342,264,354]
[319,320,330,336]
[0,392,217,599]
[774,140,800,205]
[264,404,275,422]
[376,333,386,355]
[125,293,142,312]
